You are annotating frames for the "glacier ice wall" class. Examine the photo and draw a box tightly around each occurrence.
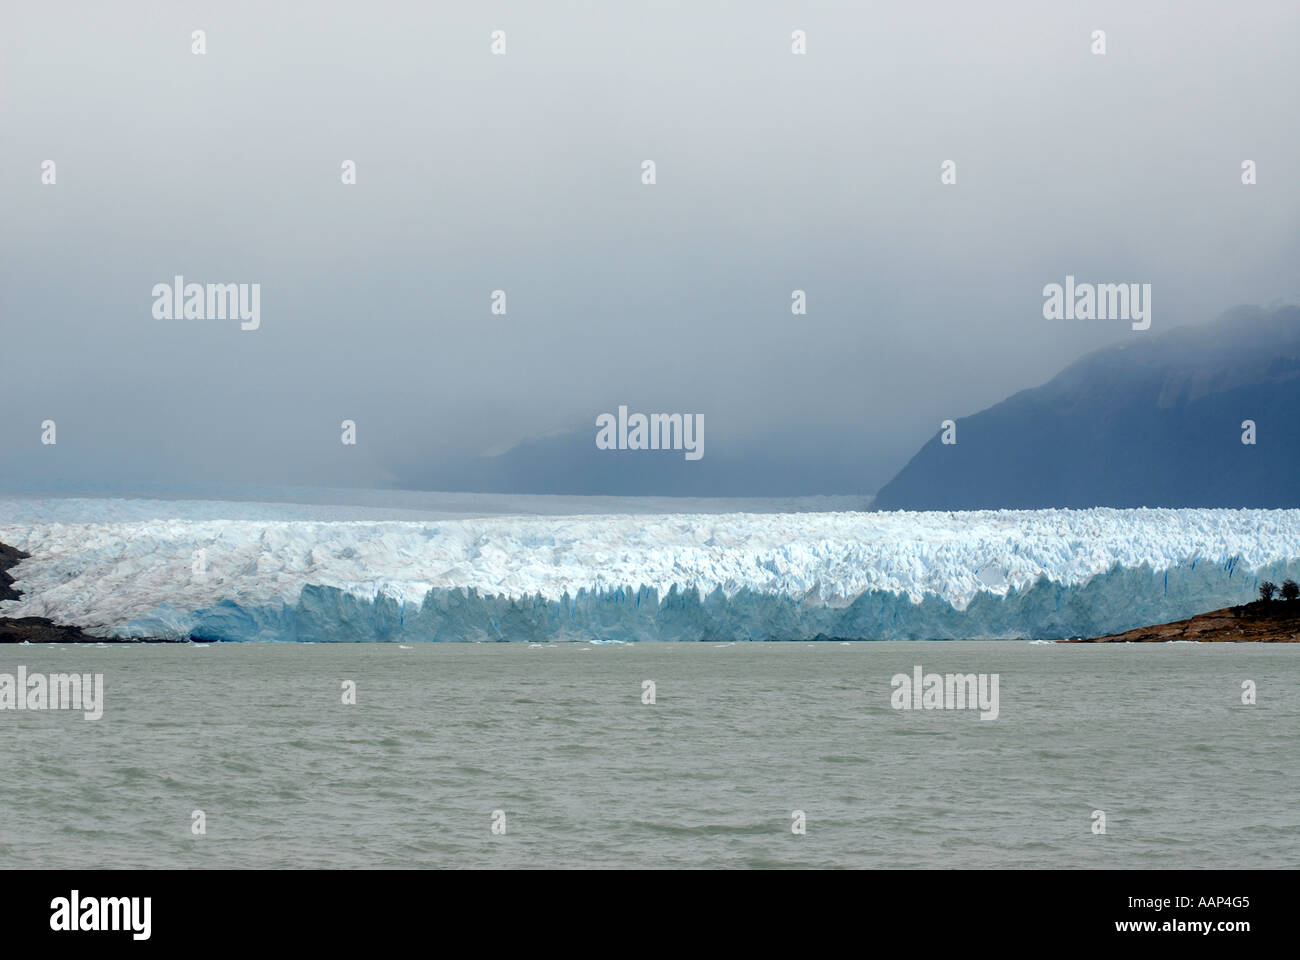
[2,500,1299,641]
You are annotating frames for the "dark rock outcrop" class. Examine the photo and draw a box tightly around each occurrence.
[0,541,28,603]
[1065,599,1300,642]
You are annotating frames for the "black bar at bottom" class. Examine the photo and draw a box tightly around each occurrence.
[0,869,1282,948]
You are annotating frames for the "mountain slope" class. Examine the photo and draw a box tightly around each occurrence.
[873,305,1300,510]
[391,425,894,497]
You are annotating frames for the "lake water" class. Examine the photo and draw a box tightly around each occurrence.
[1,641,1295,868]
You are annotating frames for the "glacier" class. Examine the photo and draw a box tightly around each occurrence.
[2,497,1299,642]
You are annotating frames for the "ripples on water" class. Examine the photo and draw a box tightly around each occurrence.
[0,642,1294,868]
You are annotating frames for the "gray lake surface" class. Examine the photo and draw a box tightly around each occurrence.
[1,641,1295,869]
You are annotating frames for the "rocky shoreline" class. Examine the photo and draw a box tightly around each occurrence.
[1,540,179,643]
[1063,599,1300,643]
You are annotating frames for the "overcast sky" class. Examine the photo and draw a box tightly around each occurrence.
[2,0,1297,496]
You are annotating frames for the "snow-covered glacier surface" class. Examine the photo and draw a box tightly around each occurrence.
[2,498,1299,641]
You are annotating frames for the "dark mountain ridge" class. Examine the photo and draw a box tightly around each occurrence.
[873,305,1300,510]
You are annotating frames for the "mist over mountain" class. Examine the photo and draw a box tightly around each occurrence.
[392,305,1300,504]
[392,423,896,498]
[873,305,1300,510]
